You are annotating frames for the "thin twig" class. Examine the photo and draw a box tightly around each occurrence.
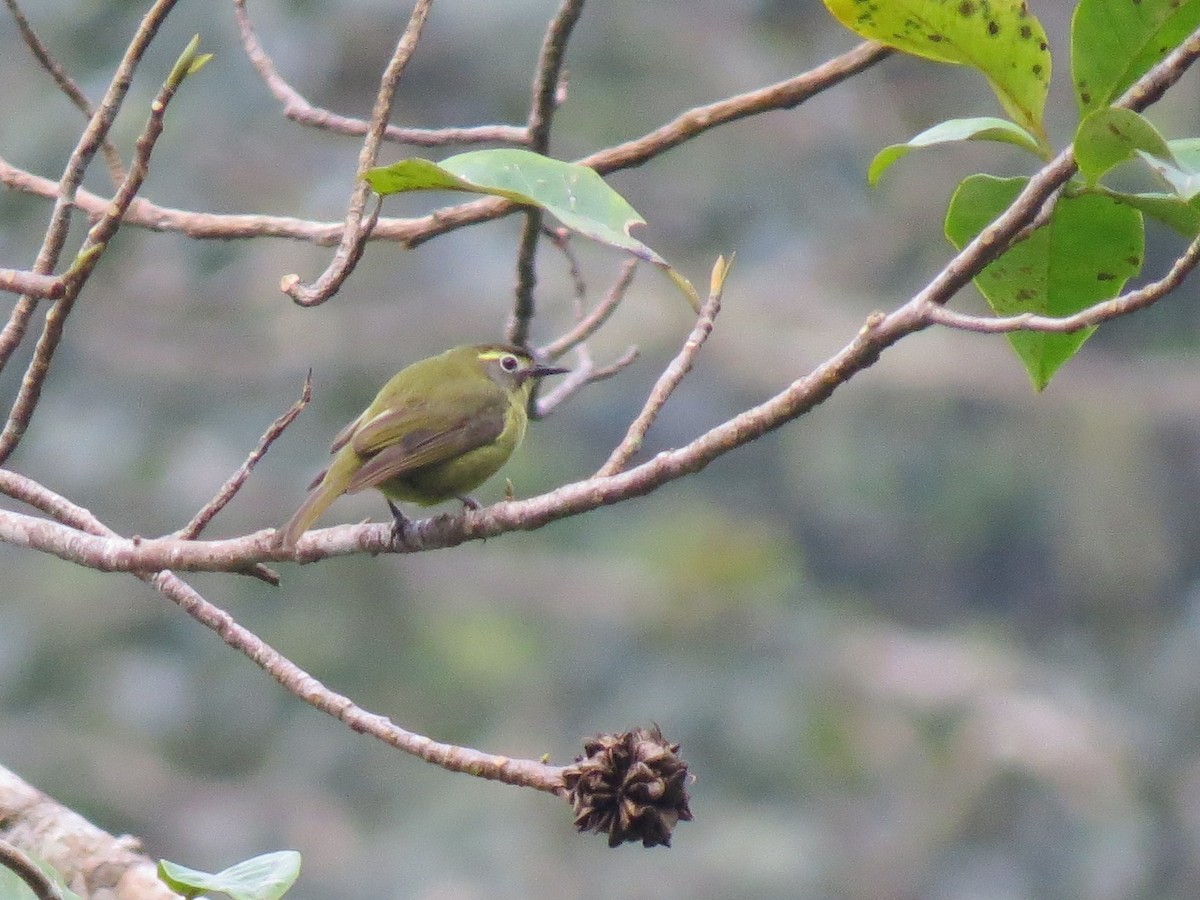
[150,566,567,792]
[178,372,312,538]
[281,0,433,306]
[508,0,587,347]
[4,0,127,185]
[0,29,201,465]
[0,469,111,532]
[926,229,1200,334]
[0,43,893,252]
[580,41,891,176]
[544,226,589,313]
[541,258,638,359]
[596,267,724,477]
[232,0,527,147]
[0,268,63,300]
[535,345,639,417]
[0,839,60,900]
[0,0,179,384]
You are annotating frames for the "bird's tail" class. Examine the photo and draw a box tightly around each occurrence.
[275,455,353,549]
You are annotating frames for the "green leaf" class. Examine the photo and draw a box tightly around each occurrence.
[366,149,664,265]
[1096,189,1200,237]
[1074,107,1173,185]
[0,860,83,900]
[1138,138,1200,200]
[159,851,301,900]
[869,116,1044,184]
[822,0,1051,145]
[1072,0,1200,115]
[365,148,699,309]
[945,175,1144,390]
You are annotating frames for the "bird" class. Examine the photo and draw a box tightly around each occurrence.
[276,344,568,549]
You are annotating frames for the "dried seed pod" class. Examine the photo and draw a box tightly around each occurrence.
[562,725,692,848]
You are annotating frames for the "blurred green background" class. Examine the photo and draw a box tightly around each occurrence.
[4,1,1200,898]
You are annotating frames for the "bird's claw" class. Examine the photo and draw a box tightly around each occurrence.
[387,500,410,544]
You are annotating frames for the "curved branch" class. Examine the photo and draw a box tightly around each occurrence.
[0,42,892,253]
[926,229,1200,334]
[233,0,527,147]
[0,838,61,900]
[281,0,433,306]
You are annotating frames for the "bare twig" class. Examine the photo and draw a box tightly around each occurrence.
[233,0,527,147]
[0,268,63,299]
[4,0,126,185]
[151,568,569,792]
[597,261,726,476]
[179,371,313,540]
[0,0,180,386]
[926,230,1200,334]
[0,838,60,900]
[544,226,590,312]
[0,29,203,465]
[580,41,892,176]
[541,258,638,359]
[535,344,639,417]
[281,0,433,306]
[0,43,893,253]
[0,469,110,532]
[508,0,586,347]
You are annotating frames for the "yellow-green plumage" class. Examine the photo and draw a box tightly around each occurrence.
[276,344,566,549]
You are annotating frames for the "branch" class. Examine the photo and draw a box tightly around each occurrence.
[151,569,569,792]
[280,0,433,306]
[233,0,527,147]
[0,43,892,253]
[177,372,312,542]
[926,229,1200,334]
[0,31,205,465]
[536,345,639,418]
[507,0,586,347]
[0,267,63,300]
[4,0,126,185]
[0,765,177,899]
[597,259,726,476]
[0,0,179,385]
[0,838,61,900]
[540,257,638,358]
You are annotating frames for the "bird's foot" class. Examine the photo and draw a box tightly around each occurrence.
[458,495,481,511]
[387,500,411,545]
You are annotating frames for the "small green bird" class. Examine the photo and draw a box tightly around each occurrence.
[276,344,568,549]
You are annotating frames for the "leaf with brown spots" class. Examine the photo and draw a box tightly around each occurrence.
[823,0,1051,146]
[945,175,1144,390]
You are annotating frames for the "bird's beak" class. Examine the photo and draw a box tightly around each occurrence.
[532,364,570,378]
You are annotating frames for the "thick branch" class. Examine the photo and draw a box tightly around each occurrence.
[0,765,177,899]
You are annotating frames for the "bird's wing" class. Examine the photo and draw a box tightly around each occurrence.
[344,396,508,494]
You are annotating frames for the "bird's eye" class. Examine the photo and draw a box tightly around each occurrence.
[500,354,520,372]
